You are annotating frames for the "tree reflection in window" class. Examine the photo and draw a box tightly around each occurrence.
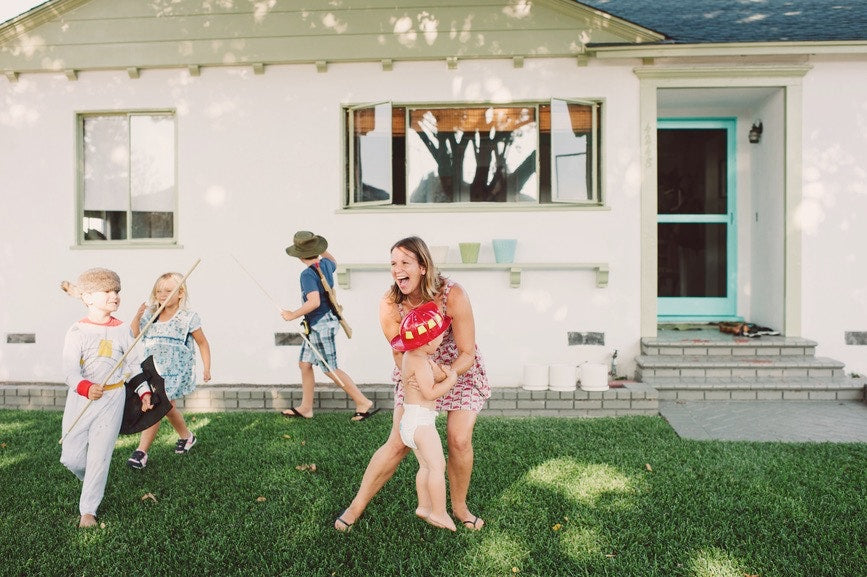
[346,100,601,207]
[408,106,537,203]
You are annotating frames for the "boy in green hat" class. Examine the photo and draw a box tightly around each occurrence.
[280,231,378,421]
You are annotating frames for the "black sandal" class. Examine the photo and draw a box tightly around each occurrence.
[460,515,484,531]
[351,408,381,421]
[335,510,354,532]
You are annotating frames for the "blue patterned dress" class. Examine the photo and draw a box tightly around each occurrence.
[139,309,202,400]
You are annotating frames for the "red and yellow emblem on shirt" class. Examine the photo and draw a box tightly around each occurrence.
[97,339,113,358]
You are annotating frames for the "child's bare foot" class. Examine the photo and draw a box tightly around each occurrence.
[79,514,98,528]
[415,506,430,519]
[425,513,456,531]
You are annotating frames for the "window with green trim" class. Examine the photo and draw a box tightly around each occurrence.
[78,112,177,243]
[345,99,602,207]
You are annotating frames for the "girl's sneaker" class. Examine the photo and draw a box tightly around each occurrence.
[175,434,197,454]
[127,450,148,469]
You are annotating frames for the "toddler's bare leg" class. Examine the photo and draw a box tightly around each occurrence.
[412,449,431,519]
[413,426,455,531]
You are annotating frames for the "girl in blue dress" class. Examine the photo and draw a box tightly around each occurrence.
[127,272,212,469]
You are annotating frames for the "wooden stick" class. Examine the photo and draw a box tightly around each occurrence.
[59,258,202,444]
[298,329,348,390]
[232,254,347,389]
[313,262,352,338]
[231,254,283,312]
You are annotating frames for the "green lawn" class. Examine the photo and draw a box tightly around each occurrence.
[1,409,864,577]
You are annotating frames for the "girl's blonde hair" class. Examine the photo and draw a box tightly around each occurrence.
[147,272,188,312]
[387,236,445,305]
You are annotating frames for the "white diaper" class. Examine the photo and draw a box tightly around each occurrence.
[399,403,439,449]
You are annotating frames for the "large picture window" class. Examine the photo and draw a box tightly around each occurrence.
[345,99,601,208]
[78,112,176,243]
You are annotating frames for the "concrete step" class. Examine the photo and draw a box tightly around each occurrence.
[641,335,818,357]
[636,354,845,380]
[651,377,865,402]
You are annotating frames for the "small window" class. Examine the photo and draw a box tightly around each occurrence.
[348,102,394,206]
[548,99,600,203]
[78,112,176,243]
[344,99,602,208]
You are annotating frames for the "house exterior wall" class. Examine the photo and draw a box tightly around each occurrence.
[3,0,866,388]
[801,57,867,374]
[0,57,643,386]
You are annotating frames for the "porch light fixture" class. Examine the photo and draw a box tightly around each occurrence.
[749,121,763,143]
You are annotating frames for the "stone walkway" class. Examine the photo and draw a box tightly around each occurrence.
[659,400,867,442]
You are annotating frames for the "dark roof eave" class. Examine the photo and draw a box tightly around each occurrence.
[589,39,867,58]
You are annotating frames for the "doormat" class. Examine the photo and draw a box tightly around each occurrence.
[658,323,717,331]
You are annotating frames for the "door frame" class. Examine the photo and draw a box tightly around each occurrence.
[656,117,738,321]
[636,66,809,338]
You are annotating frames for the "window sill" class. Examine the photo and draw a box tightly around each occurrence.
[339,204,610,213]
[337,262,609,289]
[70,242,182,250]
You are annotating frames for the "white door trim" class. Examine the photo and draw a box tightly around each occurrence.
[636,65,809,338]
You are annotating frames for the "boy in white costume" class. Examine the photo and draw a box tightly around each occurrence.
[60,268,153,528]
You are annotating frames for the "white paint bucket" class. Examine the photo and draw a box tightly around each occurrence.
[548,364,577,391]
[522,364,548,390]
[579,363,609,391]
[429,245,448,264]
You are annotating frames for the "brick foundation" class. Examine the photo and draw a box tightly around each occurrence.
[0,382,659,418]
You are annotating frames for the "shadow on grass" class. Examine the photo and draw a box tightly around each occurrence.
[1,410,864,577]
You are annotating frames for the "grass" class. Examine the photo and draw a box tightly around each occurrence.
[0,409,865,577]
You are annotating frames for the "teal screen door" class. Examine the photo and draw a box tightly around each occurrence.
[657,118,737,320]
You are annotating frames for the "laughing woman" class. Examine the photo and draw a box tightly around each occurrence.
[335,236,491,532]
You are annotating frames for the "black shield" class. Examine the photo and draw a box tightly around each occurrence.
[120,355,171,435]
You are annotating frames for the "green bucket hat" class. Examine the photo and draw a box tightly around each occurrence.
[285,230,328,259]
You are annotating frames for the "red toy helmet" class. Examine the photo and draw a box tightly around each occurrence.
[390,301,452,352]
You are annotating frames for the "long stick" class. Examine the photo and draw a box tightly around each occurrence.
[231,254,282,312]
[59,258,202,444]
[298,330,347,390]
[232,254,347,389]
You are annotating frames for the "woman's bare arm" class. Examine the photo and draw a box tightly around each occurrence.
[379,291,404,369]
[442,283,476,376]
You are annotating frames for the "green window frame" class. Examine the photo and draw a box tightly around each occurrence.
[345,99,603,209]
[77,111,177,245]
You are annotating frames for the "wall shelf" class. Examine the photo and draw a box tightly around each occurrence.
[336,263,609,289]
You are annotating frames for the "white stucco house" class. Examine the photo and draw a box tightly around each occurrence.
[1,0,865,400]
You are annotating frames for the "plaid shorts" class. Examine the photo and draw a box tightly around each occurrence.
[299,312,339,371]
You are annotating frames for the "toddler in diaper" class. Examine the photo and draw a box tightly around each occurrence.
[391,301,457,531]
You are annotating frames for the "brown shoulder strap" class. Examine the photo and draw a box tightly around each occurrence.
[312,263,338,307]
[313,262,353,338]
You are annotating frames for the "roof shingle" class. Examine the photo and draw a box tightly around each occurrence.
[578,0,867,43]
